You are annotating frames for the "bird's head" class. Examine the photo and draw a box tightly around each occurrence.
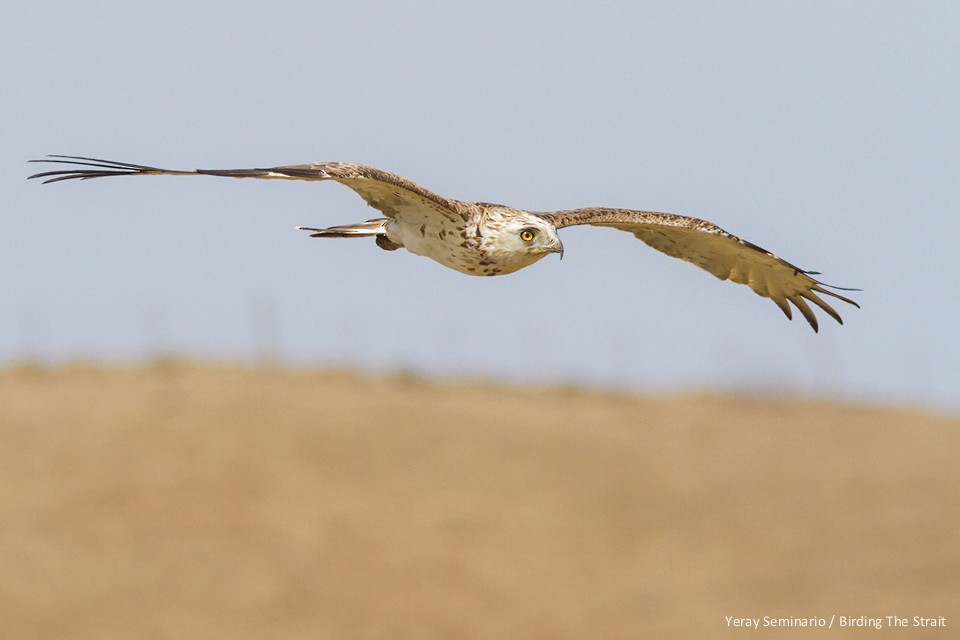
[479,208,564,274]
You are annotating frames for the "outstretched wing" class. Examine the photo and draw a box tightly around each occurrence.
[28,155,464,223]
[540,207,859,331]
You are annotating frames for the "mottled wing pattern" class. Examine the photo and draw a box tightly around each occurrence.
[27,155,465,224]
[278,162,466,224]
[540,207,859,331]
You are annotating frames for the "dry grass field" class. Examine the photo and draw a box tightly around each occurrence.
[1,363,957,639]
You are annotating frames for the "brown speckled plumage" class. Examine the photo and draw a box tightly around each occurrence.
[29,155,858,331]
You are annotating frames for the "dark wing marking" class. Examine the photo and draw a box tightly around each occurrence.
[539,207,859,331]
[28,155,464,222]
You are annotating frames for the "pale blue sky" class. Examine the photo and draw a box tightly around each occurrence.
[3,1,957,410]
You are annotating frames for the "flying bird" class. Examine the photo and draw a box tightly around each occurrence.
[29,155,858,331]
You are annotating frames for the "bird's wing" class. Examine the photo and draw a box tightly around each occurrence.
[539,207,858,331]
[28,155,464,223]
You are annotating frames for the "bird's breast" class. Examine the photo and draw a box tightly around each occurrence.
[387,217,504,276]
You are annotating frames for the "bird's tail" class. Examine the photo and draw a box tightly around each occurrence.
[299,218,388,238]
[299,218,400,250]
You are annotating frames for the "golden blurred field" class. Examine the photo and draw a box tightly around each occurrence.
[1,363,957,639]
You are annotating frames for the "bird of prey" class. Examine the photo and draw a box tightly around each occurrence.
[29,155,858,331]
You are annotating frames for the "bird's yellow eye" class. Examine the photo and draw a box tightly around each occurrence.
[520,229,535,242]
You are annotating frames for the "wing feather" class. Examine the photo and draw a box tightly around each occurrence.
[28,155,464,223]
[540,207,858,331]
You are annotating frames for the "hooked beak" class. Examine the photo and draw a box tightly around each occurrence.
[549,238,564,260]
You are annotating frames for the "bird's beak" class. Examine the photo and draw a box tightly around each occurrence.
[548,239,564,260]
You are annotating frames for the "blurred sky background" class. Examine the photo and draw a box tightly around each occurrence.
[2,1,957,411]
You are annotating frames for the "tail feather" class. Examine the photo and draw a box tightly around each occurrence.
[299,219,401,251]
[298,218,388,238]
